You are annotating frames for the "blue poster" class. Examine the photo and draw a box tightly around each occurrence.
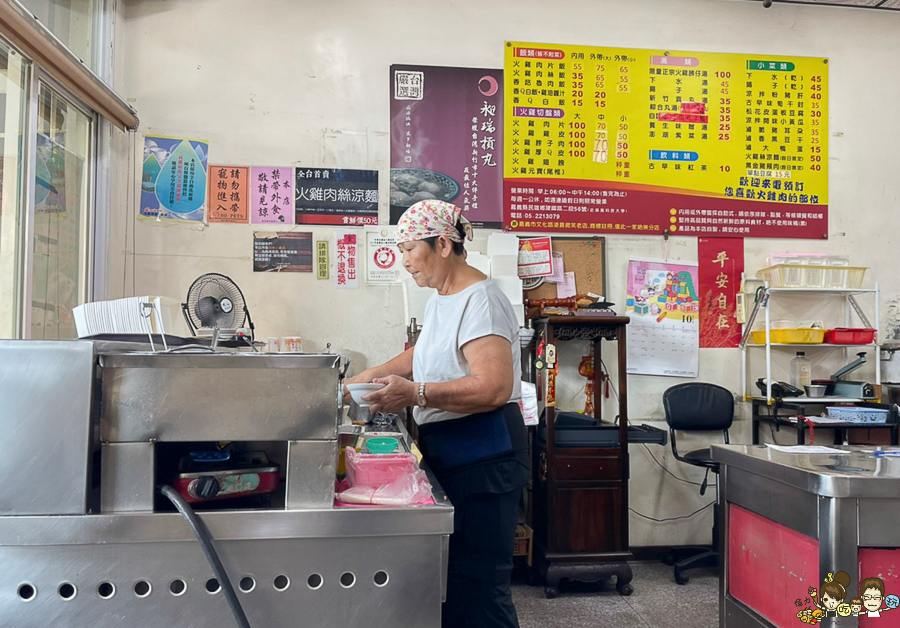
[140,135,208,221]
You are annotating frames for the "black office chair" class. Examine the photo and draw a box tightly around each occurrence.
[662,382,734,585]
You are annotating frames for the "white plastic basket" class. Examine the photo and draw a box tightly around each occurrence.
[826,407,890,424]
[757,264,867,289]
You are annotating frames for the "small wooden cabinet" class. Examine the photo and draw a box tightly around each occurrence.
[529,315,633,598]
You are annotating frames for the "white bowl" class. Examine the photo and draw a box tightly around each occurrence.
[346,383,385,406]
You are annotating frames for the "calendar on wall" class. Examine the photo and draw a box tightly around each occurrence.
[625,259,699,377]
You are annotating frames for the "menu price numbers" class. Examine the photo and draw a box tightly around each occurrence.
[616,65,630,93]
[716,71,732,141]
[616,117,631,178]
[594,64,607,107]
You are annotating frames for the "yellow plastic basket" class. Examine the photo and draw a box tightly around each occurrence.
[750,328,825,344]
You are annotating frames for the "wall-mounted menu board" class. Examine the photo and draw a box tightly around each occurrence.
[503,42,828,239]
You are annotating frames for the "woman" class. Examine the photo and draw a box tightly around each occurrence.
[344,199,529,627]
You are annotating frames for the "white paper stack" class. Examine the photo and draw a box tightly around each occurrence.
[493,276,525,327]
[487,233,520,258]
[74,297,185,338]
[466,252,491,277]
[491,255,519,278]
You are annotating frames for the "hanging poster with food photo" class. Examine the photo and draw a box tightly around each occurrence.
[250,166,294,225]
[252,231,313,272]
[295,168,379,226]
[390,64,503,228]
[335,229,360,289]
[517,236,554,278]
[625,259,699,377]
[207,166,249,223]
[366,227,401,284]
[140,135,208,222]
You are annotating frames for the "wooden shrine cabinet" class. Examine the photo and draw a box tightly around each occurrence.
[529,315,633,598]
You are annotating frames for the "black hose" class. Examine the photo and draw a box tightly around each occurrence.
[160,485,251,628]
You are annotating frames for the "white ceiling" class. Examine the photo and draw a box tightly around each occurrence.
[746,0,900,9]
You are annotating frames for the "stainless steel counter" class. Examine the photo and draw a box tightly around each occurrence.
[712,444,900,628]
[712,444,900,498]
[0,340,453,628]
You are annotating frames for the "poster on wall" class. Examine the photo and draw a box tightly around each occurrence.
[390,64,503,228]
[366,227,401,283]
[140,135,208,222]
[208,166,249,223]
[625,259,699,377]
[250,166,294,225]
[295,168,379,226]
[335,229,360,289]
[252,231,313,272]
[698,237,744,348]
[517,236,554,278]
[503,42,828,238]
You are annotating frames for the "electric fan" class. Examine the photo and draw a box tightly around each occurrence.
[181,273,255,345]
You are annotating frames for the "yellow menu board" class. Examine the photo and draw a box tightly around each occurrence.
[503,42,828,238]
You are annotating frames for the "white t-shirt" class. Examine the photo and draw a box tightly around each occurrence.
[412,279,521,425]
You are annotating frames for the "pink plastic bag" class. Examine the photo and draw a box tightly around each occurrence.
[344,447,420,486]
[338,447,433,506]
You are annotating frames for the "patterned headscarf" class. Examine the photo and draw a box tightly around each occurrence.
[396,200,474,244]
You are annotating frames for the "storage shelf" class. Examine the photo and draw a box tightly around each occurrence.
[749,396,872,404]
[766,287,877,295]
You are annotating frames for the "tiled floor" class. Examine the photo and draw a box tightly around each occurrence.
[512,562,719,628]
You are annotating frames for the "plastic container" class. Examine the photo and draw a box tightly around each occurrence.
[366,437,399,454]
[824,328,876,345]
[345,449,420,486]
[751,328,825,344]
[791,352,812,388]
[826,407,890,424]
[826,256,850,288]
[281,336,303,353]
[757,264,868,289]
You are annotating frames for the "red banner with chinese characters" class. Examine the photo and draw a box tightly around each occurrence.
[699,237,744,348]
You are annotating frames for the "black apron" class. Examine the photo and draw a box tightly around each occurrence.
[418,403,530,628]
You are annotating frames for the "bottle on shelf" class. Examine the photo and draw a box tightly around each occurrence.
[790,351,812,388]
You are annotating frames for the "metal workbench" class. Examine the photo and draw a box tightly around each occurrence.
[713,444,900,628]
[0,340,453,628]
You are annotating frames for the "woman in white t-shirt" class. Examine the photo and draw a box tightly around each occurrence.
[344,200,529,628]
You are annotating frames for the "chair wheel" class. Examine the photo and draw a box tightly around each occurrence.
[544,586,559,599]
[617,582,634,596]
[663,552,676,566]
[675,571,690,585]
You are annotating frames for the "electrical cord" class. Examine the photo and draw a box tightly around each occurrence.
[599,358,715,488]
[596,358,718,521]
[629,501,715,523]
[160,486,251,628]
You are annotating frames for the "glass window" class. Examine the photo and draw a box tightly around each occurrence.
[30,81,92,339]
[18,0,102,73]
[0,43,31,339]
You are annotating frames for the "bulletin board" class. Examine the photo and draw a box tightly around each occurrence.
[526,236,605,301]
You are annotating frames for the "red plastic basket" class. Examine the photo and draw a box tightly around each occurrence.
[823,328,876,344]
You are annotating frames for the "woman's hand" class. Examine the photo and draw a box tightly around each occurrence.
[366,375,417,413]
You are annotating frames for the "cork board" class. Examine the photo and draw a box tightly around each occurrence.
[526,237,606,300]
